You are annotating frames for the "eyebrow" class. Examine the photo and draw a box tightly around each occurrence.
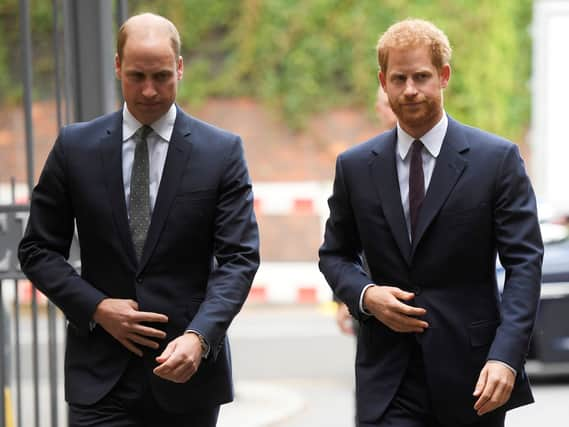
[124,69,174,76]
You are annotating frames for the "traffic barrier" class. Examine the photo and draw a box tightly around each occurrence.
[249,182,333,304]
[246,262,332,305]
[14,280,48,306]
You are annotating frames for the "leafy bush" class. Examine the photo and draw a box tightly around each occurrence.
[1,0,532,141]
[134,0,532,140]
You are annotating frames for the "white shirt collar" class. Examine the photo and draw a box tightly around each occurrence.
[396,113,448,160]
[122,103,177,142]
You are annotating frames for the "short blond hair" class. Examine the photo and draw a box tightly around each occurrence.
[376,19,452,72]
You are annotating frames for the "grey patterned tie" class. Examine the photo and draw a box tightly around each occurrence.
[129,125,153,261]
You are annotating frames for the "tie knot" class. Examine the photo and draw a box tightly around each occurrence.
[412,139,423,153]
[135,125,153,142]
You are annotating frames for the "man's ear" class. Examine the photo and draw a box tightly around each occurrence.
[378,71,387,89]
[439,64,451,89]
[177,56,184,80]
[114,53,121,80]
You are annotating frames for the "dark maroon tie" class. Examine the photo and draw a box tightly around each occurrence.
[409,139,425,240]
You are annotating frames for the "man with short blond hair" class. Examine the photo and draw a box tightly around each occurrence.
[320,18,542,427]
[19,13,259,427]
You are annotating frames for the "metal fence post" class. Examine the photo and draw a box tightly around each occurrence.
[64,0,116,122]
[1,281,5,427]
[18,0,41,425]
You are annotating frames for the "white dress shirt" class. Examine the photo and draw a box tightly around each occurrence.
[396,115,447,240]
[122,103,175,215]
[120,103,211,357]
[359,114,447,312]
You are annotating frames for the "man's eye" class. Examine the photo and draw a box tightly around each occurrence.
[155,73,170,82]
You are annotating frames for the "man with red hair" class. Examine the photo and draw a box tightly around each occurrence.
[320,19,542,427]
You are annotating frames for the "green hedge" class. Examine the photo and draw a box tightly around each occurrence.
[132,0,533,141]
[1,0,532,142]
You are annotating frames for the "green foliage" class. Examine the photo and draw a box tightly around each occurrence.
[0,0,59,103]
[0,0,21,103]
[0,19,12,101]
[131,0,532,140]
[1,0,533,141]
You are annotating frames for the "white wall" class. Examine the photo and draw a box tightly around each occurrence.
[532,0,569,214]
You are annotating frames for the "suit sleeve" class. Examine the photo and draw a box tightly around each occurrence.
[187,136,259,359]
[489,143,543,371]
[319,156,372,320]
[18,131,106,334]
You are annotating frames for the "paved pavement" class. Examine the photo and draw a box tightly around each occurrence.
[216,303,569,426]
[218,380,305,427]
[6,303,569,426]
[217,379,569,427]
[219,302,355,426]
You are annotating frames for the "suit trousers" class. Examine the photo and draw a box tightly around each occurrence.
[68,357,220,427]
[373,340,505,427]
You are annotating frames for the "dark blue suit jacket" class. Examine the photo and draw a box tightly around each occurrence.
[19,106,260,413]
[319,116,543,425]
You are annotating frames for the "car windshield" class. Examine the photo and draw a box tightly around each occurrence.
[496,222,569,291]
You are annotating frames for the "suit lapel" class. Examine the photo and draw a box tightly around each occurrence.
[369,129,412,266]
[411,117,469,257]
[138,108,193,271]
[99,111,138,268]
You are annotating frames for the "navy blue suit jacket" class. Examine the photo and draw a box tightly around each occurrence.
[319,116,543,425]
[19,106,260,413]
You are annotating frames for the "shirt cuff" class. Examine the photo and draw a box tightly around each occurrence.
[487,359,517,376]
[359,284,376,315]
[185,329,210,359]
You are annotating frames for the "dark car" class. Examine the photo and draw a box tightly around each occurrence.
[497,222,569,377]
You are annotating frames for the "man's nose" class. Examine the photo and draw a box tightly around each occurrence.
[403,79,418,96]
[142,81,157,98]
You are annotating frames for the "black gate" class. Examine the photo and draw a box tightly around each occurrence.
[1,1,128,426]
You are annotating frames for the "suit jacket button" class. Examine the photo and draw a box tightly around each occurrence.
[136,277,143,284]
[412,286,422,295]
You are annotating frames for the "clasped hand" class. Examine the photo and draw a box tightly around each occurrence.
[362,285,428,333]
[93,298,203,383]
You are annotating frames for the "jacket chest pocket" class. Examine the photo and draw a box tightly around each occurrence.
[162,192,217,242]
[438,201,491,229]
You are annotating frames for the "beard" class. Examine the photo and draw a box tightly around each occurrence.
[390,95,442,135]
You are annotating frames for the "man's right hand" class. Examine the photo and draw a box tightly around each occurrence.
[336,302,355,335]
[93,298,169,356]
[363,285,428,333]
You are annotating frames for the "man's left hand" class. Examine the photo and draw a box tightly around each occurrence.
[153,333,203,383]
[336,303,355,335]
[473,361,515,416]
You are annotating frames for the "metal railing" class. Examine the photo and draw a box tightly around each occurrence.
[1,177,67,427]
[1,1,129,426]
[0,279,67,427]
